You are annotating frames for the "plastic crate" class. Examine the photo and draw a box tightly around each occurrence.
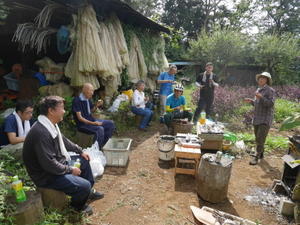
[103,138,132,167]
[4,73,19,91]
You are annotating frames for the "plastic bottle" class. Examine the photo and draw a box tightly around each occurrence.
[74,158,81,168]
[11,176,26,203]
[199,111,206,124]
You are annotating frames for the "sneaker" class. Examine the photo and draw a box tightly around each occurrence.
[249,157,259,165]
[81,204,93,216]
[259,152,264,159]
[160,117,164,123]
[138,127,147,132]
[88,188,104,201]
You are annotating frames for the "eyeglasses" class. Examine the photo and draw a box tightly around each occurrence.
[23,111,33,115]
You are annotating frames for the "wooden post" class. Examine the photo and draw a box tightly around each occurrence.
[37,188,68,210]
[196,153,233,203]
[11,191,44,225]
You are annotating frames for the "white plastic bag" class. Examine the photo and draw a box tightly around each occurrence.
[107,94,128,112]
[83,141,106,178]
[232,140,246,153]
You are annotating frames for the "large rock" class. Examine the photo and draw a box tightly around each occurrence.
[37,188,68,210]
[10,191,44,225]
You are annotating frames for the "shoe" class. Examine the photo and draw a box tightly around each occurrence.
[81,204,93,216]
[88,188,104,201]
[138,127,147,132]
[147,123,152,127]
[249,157,259,165]
[160,117,164,123]
[259,152,264,159]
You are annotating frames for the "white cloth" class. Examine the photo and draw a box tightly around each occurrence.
[37,115,71,161]
[12,111,31,137]
[202,71,213,83]
[202,71,219,87]
[79,93,91,115]
[107,94,129,112]
[132,89,145,109]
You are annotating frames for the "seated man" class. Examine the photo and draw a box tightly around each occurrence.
[0,100,34,146]
[131,80,153,131]
[72,83,115,149]
[23,96,103,215]
[163,84,193,128]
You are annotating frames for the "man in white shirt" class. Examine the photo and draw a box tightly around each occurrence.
[131,80,153,131]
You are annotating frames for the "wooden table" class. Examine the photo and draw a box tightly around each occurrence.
[174,144,201,177]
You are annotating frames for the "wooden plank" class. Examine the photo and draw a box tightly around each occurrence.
[175,168,196,175]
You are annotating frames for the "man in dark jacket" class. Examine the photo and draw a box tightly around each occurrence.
[23,96,103,215]
[193,62,219,123]
[244,72,275,165]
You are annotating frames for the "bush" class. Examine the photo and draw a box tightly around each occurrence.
[275,99,300,123]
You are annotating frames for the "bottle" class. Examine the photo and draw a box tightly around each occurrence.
[74,159,81,168]
[11,176,26,203]
[199,111,206,125]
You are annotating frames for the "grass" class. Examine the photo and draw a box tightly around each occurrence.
[237,132,289,153]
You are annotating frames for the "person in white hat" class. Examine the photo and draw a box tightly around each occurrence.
[244,72,275,165]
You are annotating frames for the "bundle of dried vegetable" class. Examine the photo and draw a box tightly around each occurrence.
[127,34,148,82]
[65,5,111,88]
[12,2,64,54]
[76,5,109,75]
[108,14,130,67]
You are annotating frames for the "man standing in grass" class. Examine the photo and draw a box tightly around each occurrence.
[244,72,275,165]
[193,62,219,124]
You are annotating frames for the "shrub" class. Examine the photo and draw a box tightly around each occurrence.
[275,99,300,123]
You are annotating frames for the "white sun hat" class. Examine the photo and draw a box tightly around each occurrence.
[256,72,272,85]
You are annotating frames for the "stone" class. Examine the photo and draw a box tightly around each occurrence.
[10,191,44,225]
[37,187,68,210]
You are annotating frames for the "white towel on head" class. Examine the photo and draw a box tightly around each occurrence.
[13,111,31,137]
[38,115,71,161]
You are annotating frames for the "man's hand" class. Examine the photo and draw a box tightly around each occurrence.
[94,121,103,126]
[95,99,103,108]
[81,152,90,161]
[244,98,253,103]
[72,167,81,176]
[255,92,263,99]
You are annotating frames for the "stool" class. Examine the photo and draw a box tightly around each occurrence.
[75,131,94,148]
[174,144,201,177]
[37,188,68,210]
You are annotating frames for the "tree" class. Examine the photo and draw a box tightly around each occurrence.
[254,34,300,84]
[0,0,9,21]
[120,0,162,18]
[252,0,300,35]
[188,27,249,73]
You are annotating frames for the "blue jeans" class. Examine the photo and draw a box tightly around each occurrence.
[41,155,94,210]
[131,106,153,129]
[78,119,115,148]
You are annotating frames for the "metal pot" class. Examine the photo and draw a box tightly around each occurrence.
[157,135,175,161]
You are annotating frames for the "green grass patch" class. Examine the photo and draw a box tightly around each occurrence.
[237,132,289,152]
[275,98,300,123]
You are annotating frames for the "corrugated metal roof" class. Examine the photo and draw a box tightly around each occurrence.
[169,61,202,66]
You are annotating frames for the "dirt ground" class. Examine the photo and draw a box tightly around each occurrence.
[89,122,294,225]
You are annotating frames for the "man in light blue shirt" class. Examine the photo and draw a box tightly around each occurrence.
[157,65,177,121]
